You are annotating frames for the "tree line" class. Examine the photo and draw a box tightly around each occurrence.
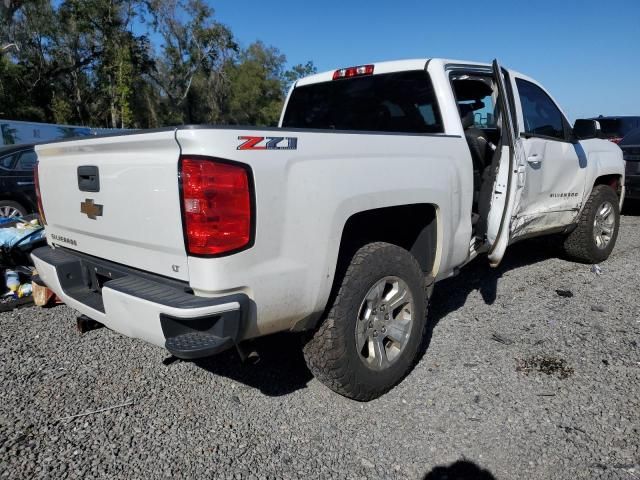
[0,0,316,128]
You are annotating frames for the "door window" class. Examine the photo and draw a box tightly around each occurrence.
[451,76,497,129]
[0,153,17,169]
[516,79,566,140]
[15,150,37,171]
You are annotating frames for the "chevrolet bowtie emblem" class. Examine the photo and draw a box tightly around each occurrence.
[80,198,103,220]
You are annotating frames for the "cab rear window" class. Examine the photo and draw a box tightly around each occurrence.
[282,71,443,134]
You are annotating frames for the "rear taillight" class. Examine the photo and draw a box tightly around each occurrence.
[33,162,47,225]
[333,64,374,80]
[179,156,253,256]
[609,137,623,144]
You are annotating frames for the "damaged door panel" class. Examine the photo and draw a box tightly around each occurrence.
[510,78,587,239]
[511,209,580,238]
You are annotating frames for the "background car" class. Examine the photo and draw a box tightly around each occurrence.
[1,119,92,146]
[588,116,640,144]
[0,144,37,218]
[620,128,640,200]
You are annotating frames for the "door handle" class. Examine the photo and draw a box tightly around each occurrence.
[17,181,34,186]
[527,154,543,164]
[77,166,100,192]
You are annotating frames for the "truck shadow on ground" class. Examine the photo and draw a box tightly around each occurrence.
[622,198,640,216]
[423,459,496,480]
[430,198,638,328]
[193,332,313,397]
[429,236,562,327]
[191,237,562,397]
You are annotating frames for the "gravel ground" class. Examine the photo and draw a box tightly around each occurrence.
[1,206,639,480]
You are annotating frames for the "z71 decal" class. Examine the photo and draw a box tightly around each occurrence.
[237,136,298,151]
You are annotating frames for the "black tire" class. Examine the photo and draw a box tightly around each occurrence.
[563,185,620,263]
[0,200,28,218]
[302,242,429,401]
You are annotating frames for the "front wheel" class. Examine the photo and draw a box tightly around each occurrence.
[303,242,429,401]
[563,185,620,263]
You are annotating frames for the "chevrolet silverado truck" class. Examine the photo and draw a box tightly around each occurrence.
[31,59,625,401]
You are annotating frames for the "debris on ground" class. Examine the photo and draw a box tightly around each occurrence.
[0,295,34,312]
[490,333,514,345]
[555,289,574,298]
[516,355,575,379]
[0,217,45,265]
[590,264,602,275]
[54,399,135,423]
[0,267,37,312]
[591,305,606,312]
[4,269,19,292]
[17,282,32,297]
[0,215,48,312]
[31,275,62,307]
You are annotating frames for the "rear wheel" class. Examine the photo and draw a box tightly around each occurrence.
[563,185,620,263]
[303,242,429,401]
[0,200,27,219]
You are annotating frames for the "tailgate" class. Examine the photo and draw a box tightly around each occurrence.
[35,130,189,281]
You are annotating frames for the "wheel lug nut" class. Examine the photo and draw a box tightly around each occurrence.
[382,327,386,333]
[368,321,373,328]
[373,330,378,337]
[384,314,389,320]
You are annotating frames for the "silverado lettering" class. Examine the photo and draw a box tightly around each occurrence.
[550,192,579,198]
[50,234,77,246]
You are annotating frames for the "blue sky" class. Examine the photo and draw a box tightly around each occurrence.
[212,0,639,121]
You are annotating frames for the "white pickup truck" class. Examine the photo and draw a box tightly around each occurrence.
[32,58,624,400]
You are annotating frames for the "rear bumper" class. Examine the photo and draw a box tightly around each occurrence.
[31,246,248,359]
[625,175,640,199]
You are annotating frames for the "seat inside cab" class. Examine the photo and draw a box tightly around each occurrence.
[451,74,501,226]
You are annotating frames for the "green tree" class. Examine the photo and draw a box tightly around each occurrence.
[1,0,57,121]
[223,44,316,126]
[0,0,317,129]
[147,0,236,124]
[284,61,317,93]
[223,41,287,126]
[51,94,73,124]
[57,0,151,128]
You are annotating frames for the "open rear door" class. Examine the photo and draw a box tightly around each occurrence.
[485,60,526,267]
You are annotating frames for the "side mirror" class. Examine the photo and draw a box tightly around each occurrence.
[573,119,601,140]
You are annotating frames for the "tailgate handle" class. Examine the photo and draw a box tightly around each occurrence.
[77,166,100,192]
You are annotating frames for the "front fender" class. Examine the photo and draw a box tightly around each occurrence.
[579,138,625,200]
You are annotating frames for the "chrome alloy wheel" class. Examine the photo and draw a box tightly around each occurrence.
[0,205,22,218]
[593,201,616,249]
[355,276,414,370]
